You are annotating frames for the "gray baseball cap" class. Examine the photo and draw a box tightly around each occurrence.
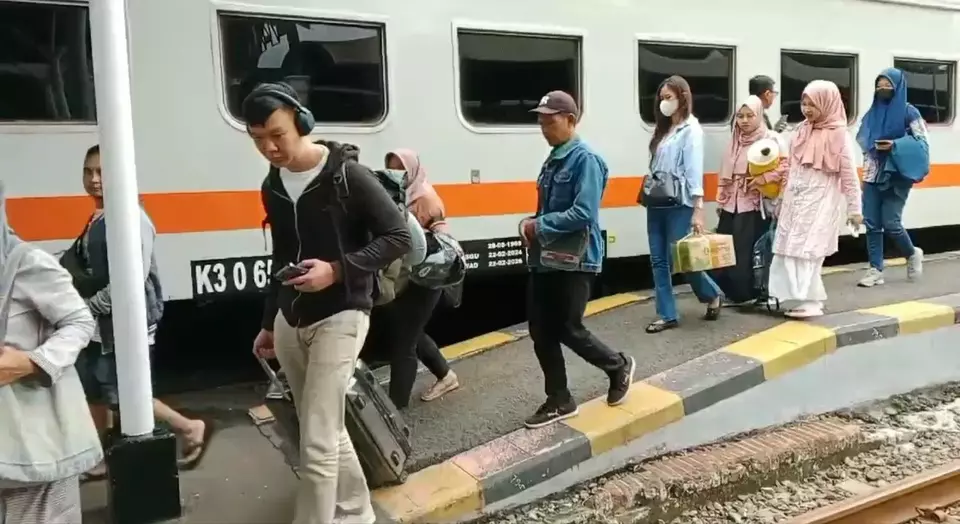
[530,90,579,117]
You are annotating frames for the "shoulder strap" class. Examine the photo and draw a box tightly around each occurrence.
[0,243,34,339]
[333,160,350,201]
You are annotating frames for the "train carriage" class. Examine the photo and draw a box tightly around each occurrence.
[1,0,958,304]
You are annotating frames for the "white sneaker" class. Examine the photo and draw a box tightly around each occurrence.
[907,247,924,281]
[857,267,885,287]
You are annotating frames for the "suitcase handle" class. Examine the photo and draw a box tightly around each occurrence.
[256,353,291,401]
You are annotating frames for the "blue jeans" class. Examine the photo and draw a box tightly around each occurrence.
[647,206,722,322]
[862,181,916,271]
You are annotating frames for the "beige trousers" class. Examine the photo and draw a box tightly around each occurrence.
[274,310,375,524]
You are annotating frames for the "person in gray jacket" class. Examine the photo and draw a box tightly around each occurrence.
[0,181,101,523]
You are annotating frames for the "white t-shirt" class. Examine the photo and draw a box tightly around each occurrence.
[280,146,328,202]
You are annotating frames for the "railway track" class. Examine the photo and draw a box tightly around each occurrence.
[785,460,960,524]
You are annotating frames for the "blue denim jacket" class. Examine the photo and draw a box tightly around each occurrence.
[649,115,705,208]
[529,136,607,273]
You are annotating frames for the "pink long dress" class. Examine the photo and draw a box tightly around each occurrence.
[769,132,861,312]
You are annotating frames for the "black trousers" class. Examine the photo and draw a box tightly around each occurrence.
[712,210,770,303]
[363,282,451,409]
[527,271,624,403]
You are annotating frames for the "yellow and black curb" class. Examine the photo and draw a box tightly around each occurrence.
[433,252,957,366]
[371,292,960,523]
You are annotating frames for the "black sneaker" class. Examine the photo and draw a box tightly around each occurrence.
[607,355,636,406]
[524,398,579,429]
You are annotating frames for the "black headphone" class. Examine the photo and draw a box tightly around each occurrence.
[242,82,316,136]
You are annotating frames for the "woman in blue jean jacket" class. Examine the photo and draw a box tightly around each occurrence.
[644,76,723,334]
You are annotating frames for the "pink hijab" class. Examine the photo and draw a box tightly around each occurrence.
[719,95,768,181]
[388,148,434,203]
[791,80,848,173]
[386,148,447,231]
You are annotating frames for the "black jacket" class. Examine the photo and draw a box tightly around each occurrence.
[260,141,412,330]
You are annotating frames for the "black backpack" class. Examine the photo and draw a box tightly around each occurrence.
[330,164,412,306]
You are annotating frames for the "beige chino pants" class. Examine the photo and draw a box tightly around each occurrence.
[274,310,375,524]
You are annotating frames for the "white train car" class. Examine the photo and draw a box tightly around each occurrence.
[1,0,959,303]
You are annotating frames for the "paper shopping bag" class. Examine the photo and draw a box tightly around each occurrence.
[672,233,736,274]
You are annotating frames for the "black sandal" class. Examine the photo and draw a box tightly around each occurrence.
[704,297,724,321]
[646,319,678,334]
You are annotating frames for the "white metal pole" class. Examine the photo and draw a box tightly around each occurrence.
[89,0,155,437]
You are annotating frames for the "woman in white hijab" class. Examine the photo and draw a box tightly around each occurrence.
[0,181,100,523]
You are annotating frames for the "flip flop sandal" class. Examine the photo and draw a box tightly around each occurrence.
[178,420,216,471]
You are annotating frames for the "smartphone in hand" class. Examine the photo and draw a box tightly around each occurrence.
[274,263,308,282]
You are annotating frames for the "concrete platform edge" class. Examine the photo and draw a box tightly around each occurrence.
[371,291,960,523]
[434,252,960,368]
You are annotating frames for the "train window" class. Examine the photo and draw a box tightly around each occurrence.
[637,42,734,124]
[893,58,955,124]
[0,1,96,123]
[219,13,387,125]
[457,30,581,125]
[780,51,857,123]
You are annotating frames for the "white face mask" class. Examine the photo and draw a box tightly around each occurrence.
[659,99,679,117]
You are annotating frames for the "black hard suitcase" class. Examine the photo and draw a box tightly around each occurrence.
[257,355,412,487]
[346,361,413,486]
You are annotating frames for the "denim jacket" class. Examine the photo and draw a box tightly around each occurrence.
[528,137,607,273]
[649,115,705,208]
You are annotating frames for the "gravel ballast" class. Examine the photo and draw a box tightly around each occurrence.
[477,383,960,524]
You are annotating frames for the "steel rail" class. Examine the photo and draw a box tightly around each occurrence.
[785,460,960,524]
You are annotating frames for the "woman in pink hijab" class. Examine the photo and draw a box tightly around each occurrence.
[769,80,863,318]
[361,148,459,409]
[714,95,788,305]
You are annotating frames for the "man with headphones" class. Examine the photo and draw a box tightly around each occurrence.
[246,82,412,524]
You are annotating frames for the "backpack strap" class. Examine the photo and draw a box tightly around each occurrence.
[0,243,34,339]
[332,160,350,204]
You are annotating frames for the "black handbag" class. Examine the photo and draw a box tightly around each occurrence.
[638,170,683,208]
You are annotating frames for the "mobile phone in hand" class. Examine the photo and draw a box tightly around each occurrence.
[274,263,308,281]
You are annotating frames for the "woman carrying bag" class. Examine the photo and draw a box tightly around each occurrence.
[639,75,723,334]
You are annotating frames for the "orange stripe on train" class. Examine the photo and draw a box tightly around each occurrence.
[9,165,960,242]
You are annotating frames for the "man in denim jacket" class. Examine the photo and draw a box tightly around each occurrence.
[518,91,635,429]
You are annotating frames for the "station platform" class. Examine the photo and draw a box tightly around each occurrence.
[80,386,298,524]
[80,253,960,524]
[369,252,960,522]
[394,252,960,472]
